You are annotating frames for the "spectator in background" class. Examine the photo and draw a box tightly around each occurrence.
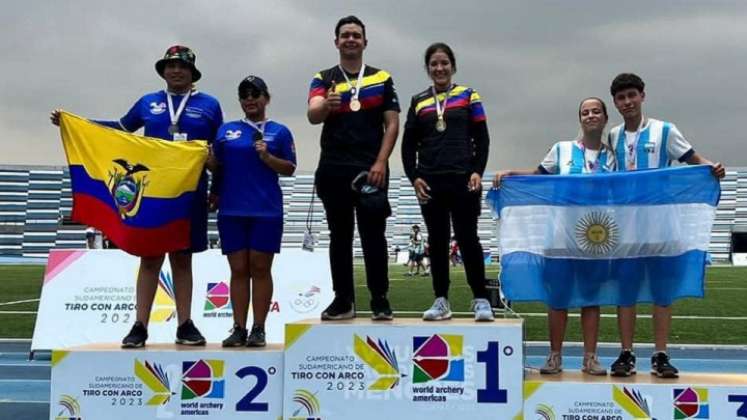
[85,227,96,249]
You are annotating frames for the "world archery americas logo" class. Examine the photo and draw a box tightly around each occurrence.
[534,403,556,420]
[613,386,654,419]
[673,387,709,419]
[412,334,464,383]
[55,394,82,420]
[204,282,231,313]
[181,360,225,400]
[150,270,176,323]
[106,159,149,219]
[353,334,403,390]
[289,389,322,420]
[575,211,619,256]
[134,359,174,406]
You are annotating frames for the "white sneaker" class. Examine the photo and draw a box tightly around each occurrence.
[471,298,495,322]
[422,297,452,321]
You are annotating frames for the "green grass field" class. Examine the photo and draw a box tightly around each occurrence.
[1,263,745,344]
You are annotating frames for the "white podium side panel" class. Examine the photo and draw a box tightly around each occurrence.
[32,249,333,350]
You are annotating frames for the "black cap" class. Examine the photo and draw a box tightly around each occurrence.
[238,75,269,97]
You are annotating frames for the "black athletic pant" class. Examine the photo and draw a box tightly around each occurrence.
[420,174,488,300]
[315,165,390,304]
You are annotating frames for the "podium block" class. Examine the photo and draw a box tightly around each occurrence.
[523,371,747,419]
[282,318,524,420]
[50,344,284,419]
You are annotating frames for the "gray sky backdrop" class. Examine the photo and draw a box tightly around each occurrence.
[2,0,746,173]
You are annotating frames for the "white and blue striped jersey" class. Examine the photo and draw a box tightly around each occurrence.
[539,140,616,175]
[608,118,693,171]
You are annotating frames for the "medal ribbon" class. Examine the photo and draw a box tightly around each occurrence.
[431,85,451,122]
[242,118,269,141]
[625,115,647,170]
[577,140,603,173]
[338,64,366,103]
[166,90,192,130]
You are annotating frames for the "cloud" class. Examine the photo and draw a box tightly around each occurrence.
[1,0,746,171]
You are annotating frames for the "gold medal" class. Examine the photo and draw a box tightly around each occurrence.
[350,99,361,112]
[436,118,446,132]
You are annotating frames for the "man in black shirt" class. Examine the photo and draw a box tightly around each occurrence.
[307,15,400,321]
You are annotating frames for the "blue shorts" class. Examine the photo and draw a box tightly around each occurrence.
[217,215,283,254]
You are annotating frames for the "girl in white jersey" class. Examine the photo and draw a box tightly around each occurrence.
[493,97,616,376]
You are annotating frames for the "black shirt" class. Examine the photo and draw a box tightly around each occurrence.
[309,65,400,169]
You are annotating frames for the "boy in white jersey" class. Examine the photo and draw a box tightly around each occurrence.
[607,73,725,378]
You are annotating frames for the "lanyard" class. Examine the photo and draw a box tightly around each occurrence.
[577,140,604,173]
[166,90,191,129]
[338,64,366,99]
[242,118,269,141]
[625,116,647,170]
[431,85,451,120]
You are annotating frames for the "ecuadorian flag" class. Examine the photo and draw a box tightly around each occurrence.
[487,165,720,309]
[59,112,208,257]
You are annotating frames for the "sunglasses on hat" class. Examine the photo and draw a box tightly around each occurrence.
[239,88,263,100]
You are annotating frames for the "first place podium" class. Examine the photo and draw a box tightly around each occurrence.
[282,318,524,419]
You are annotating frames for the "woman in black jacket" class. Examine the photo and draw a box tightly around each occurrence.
[401,42,493,322]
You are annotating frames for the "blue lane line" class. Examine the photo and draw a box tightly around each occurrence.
[0,380,49,402]
[0,402,49,420]
[0,365,50,380]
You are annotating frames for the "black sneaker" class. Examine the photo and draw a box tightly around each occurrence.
[321,297,355,320]
[121,321,148,348]
[610,350,637,377]
[222,325,248,348]
[370,297,394,321]
[651,352,679,378]
[246,325,266,347]
[175,319,206,345]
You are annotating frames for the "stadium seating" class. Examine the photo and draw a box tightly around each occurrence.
[0,164,743,261]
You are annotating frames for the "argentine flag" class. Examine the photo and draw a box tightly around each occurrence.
[487,165,720,309]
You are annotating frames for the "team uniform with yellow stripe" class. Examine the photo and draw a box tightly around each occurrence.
[308,66,400,169]
[401,84,491,303]
[308,64,400,309]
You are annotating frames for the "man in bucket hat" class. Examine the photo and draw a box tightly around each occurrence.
[51,45,223,348]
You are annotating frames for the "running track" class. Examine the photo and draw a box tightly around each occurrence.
[2,340,746,419]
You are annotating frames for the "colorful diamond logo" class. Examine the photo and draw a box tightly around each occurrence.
[673,387,709,419]
[204,282,231,311]
[181,359,225,400]
[411,334,464,383]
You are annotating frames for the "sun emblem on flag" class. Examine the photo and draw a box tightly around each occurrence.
[575,211,619,255]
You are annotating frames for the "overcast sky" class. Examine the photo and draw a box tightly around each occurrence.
[2,1,746,173]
